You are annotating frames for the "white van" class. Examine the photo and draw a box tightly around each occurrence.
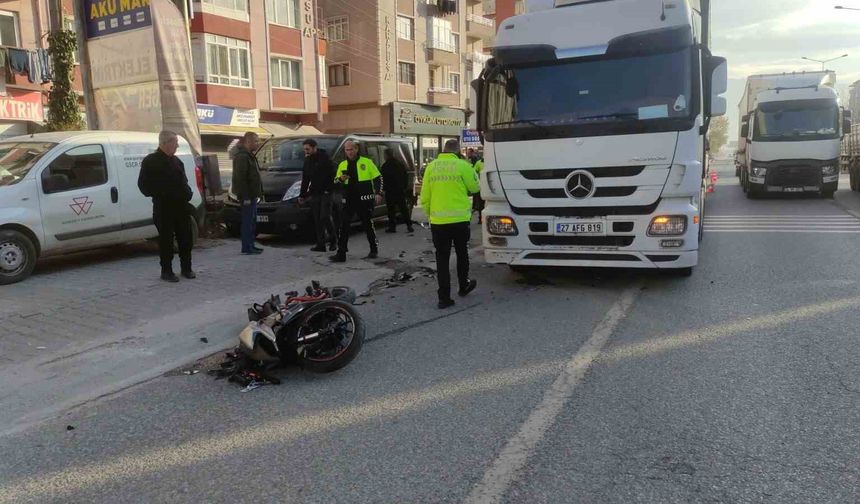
[0,131,205,285]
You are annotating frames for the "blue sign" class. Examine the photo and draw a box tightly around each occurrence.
[462,129,481,145]
[196,104,236,125]
[84,0,152,39]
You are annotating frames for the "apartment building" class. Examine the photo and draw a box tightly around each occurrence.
[189,0,328,164]
[319,0,495,166]
[482,0,524,26]
[0,0,69,138]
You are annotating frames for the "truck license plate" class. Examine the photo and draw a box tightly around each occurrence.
[556,222,604,235]
[256,215,269,223]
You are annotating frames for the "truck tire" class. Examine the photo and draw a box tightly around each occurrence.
[822,190,835,199]
[0,230,37,285]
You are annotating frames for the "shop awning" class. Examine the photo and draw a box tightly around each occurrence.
[260,122,323,138]
[199,124,272,137]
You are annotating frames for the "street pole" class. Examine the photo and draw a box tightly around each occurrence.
[73,0,99,129]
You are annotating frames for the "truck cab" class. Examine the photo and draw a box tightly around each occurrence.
[472,0,727,275]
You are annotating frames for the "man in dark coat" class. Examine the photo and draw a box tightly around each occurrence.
[137,131,195,283]
[300,138,338,251]
[231,132,263,255]
[380,148,414,233]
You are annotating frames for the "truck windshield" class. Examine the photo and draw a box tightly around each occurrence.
[256,137,341,171]
[485,47,694,140]
[753,99,839,142]
[0,142,56,187]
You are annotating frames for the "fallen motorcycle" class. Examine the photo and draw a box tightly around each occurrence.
[238,281,364,373]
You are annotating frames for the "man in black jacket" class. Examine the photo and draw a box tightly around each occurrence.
[231,132,263,255]
[137,131,195,282]
[300,138,337,251]
[380,148,413,233]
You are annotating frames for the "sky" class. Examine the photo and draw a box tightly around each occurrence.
[712,0,860,134]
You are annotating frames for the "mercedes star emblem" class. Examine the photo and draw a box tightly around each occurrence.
[565,170,596,199]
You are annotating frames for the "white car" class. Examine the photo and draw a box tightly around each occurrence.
[0,131,204,285]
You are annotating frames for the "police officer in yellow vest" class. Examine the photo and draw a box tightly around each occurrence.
[330,140,383,262]
[420,139,480,309]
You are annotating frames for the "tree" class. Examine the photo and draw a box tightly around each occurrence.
[45,30,85,132]
[707,116,729,154]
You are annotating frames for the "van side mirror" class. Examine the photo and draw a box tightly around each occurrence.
[708,56,728,117]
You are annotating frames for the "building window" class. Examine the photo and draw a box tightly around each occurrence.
[396,15,413,40]
[398,62,415,85]
[515,0,525,14]
[328,63,350,87]
[202,0,248,13]
[266,0,299,27]
[429,17,455,52]
[326,16,348,42]
[204,34,251,87]
[450,73,460,93]
[271,57,301,89]
[0,11,19,47]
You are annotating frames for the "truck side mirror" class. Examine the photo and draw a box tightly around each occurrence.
[708,56,728,117]
[471,78,486,132]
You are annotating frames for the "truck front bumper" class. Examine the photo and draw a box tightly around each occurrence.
[481,198,699,270]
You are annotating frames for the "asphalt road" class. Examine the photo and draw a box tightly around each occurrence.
[2,161,859,503]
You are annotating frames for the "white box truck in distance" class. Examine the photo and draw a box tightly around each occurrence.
[736,71,849,198]
[471,0,727,276]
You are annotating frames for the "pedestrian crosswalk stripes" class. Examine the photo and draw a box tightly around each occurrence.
[704,214,860,233]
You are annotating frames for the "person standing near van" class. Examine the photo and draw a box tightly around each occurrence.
[137,131,195,283]
[330,140,382,263]
[420,139,479,309]
[380,148,414,233]
[232,132,264,255]
[300,138,337,252]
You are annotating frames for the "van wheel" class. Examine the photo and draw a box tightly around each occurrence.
[0,230,37,285]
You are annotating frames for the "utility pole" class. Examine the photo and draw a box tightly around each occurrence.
[72,0,99,129]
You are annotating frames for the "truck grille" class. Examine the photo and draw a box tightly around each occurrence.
[528,187,637,198]
[520,166,645,179]
[529,235,635,247]
[512,200,661,217]
[769,166,819,187]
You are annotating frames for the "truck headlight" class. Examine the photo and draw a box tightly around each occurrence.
[282,180,302,201]
[486,216,518,236]
[648,215,687,236]
[821,165,838,176]
[752,166,767,177]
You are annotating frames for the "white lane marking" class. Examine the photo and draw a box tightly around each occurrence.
[464,286,641,504]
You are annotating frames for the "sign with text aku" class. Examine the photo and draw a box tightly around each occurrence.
[84,0,153,39]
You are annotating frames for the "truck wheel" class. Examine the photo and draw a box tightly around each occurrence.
[822,190,835,199]
[0,230,37,285]
[746,187,758,199]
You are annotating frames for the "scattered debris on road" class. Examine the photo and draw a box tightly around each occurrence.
[66,425,75,431]
[199,337,209,344]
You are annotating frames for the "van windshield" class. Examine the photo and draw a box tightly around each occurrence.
[256,137,341,171]
[0,142,57,187]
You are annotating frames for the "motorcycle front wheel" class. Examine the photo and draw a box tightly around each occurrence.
[293,300,364,373]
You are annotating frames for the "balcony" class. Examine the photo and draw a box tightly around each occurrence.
[466,13,495,41]
[427,41,459,66]
[467,51,491,66]
[428,88,460,107]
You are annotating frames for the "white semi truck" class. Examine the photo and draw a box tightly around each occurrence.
[735,71,849,198]
[471,0,727,276]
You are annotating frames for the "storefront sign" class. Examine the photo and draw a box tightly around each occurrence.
[84,0,153,39]
[392,102,466,136]
[383,16,392,81]
[0,90,45,122]
[88,28,158,89]
[196,104,260,128]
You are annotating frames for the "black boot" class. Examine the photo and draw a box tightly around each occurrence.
[161,271,179,283]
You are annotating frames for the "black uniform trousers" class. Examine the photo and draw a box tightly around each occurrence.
[337,198,377,254]
[386,193,412,230]
[154,202,192,274]
[310,193,336,248]
[431,221,470,301]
